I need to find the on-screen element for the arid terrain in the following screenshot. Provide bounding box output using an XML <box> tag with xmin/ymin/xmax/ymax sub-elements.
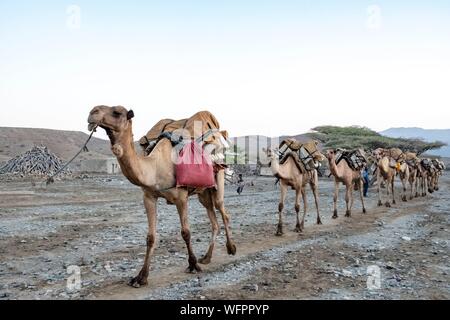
<box><xmin>0</xmin><ymin>173</ymin><xmax>448</xmax><ymax>300</ymax></box>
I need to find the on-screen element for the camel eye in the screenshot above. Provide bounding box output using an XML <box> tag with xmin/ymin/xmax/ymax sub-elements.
<box><xmin>112</xmin><ymin>111</ymin><xmax>122</xmax><ymax>118</ymax></box>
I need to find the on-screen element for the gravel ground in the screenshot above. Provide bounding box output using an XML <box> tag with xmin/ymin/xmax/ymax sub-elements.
<box><xmin>0</xmin><ymin>173</ymin><xmax>448</xmax><ymax>300</ymax></box>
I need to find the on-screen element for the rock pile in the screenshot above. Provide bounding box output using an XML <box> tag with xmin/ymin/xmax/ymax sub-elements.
<box><xmin>0</xmin><ymin>145</ymin><xmax>70</xmax><ymax>176</ymax></box>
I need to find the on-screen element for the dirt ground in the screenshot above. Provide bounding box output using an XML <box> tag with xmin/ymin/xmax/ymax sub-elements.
<box><xmin>0</xmin><ymin>173</ymin><xmax>448</xmax><ymax>300</ymax></box>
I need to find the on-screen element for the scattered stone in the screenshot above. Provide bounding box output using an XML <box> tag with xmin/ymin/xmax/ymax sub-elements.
<box><xmin>242</xmin><ymin>284</ymin><xmax>259</xmax><ymax>292</ymax></box>
<box><xmin>402</xmin><ymin>236</ymin><xmax>412</xmax><ymax>241</ymax></box>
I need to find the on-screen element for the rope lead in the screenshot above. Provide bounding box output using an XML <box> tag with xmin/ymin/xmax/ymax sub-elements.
<box><xmin>45</xmin><ymin>125</ymin><xmax>98</xmax><ymax>185</ymax></box>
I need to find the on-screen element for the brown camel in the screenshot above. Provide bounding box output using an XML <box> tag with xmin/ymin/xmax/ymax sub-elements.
<box><xmin>326</xmin><ymin>149</ymin><xmax>367</xmax><ymax>218</ymax></box>
<box><xmin>264</xmin><ymin>148</ymin><xmax>323</xmax><ymax>236</ymax></box>
<box><xmin>372</xmin><ymin>148</ymin><xmax>397</xmax><ymax>207</ymax></box>
<box><xmin>417</xmin><ymin>158</ymin><xmax>430</xmax><ymax>197</ymax></box>
<box><xmin>87</xmin><ymin>105</ymin><xmax>236</xmax><ymax>288</ymax></box>
<box><xmin>431</xmin><ymin>159</ymin><xmax>445</xmax><ymax>191</ymax></box>
<box><xmin>405</xmin><ymin>152</ymin><xmax>420</xmax><ymax>199</ymax></box>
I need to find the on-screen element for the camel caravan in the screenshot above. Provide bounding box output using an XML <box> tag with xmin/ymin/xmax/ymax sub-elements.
<box><xmin>86</xmin><ymin>106</ymin><xmax>446</xmax><ymax>287</ymax></box>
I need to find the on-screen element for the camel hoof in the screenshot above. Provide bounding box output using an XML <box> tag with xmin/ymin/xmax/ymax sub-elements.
<box><xmin>128</xmin><ymin>275</ymin><xmax>148</xmax><ymax>288</ymax></box>
<box><xmin>332</xmin><ymin>210</ymin><xmax>338</xmax><ymax>219</ymax></box>
<box><xmin>363</xmin><ymin>208</ymin><xmax>367</xmax><ymax>214</ymax></box>
<box><xmin>377</xmin><ymin>200</ymin><xmax>383</xmax><ymax>207</ymax></box>
<box><xmin>385</xmin><ymin>202</ymin><xmax>391</xmax><ymax>208</ymax></box>
<box><xmin>415</xmin><ymin>193</ymin><xmax>419</xmax><ymax>198</ymax></box>
<box><xmin>402</xmin><ymin>196</ymin><xmax>407</xmax><ymax>202</ymax></box>
<box><xmin>294</xmin><ymin>227</ymin><xmax>302</xmax><ymax>233</ymax></box>
<box><xmin>393</xmin><ymin>200</ymin><xmax>396</xmax><ymax>205</ymax></box>
<box><xmin>410</xmin><ymin>196</ymin><xmax>413</xmax><ymax>200</ymax></box>
<box><xmin>276</xmin><ymin>225</ymin><xmax>283</xmax><ymax>236</ymax></box>
<box><xmin>185</xmin><ymin>264</ymin><xmax>202</xmax><ymax>274</ymax></box>
<box><xmin>226</xmin><ymin>242</ymin><xmax>237</xmax><ymax>255</ymax></box>
<box><xmin>198</xmin><ymin>256</ymin><xmax>211</xmax><ymax>265</ymax></box>
<box><xmin>317</xmin><ymin>218</ymin><xmax>323</xmax><ymax>225</ymax></box>
<box><xmin>345</xmin><ymin>211</ymin><xmax>351</xmax><ymax>218</ymax></box>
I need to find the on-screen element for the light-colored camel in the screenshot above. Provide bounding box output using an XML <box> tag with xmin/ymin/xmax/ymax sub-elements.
<box><xmin>264</xmin><ymin>148</ymin><xmax>323</xmax><ymax>235</ymax></box>
<box><xmin>372</xmin><ymin>148</ymin><xmax>397</xmax><ymax>207</ymax></box>
<box><xmin>326</xmin><ymin>150</ymin><xmax>366</xmax><ymax>218</ymax></box>
<box><xmin>87</xmin><ymin>105</ymin><xmax>236</xmax><ymax>287</ymax></box>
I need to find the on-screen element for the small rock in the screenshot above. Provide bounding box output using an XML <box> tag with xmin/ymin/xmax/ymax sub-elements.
<box><xmin>401</xmin><ymin>236</ymin><xmax>411</xmax><ymax>241</ymax></box>
<box><xmin>329</xmin><ymin>289</ymin><xmax>339</xmax><ymax>294</ymax></box>
<box><xmin>242</xmin><ymin>284</ymin><xmax>259</xmax><ymax>292</ymax></box>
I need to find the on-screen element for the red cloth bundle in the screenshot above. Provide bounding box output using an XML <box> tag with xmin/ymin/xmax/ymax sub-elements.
<box><xmin>176</xmin><ymin>141</ymin><xmax>215</xmax><ymax>188</ymax></box>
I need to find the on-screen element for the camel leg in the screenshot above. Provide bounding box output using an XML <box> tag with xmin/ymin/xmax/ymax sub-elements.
<box><xmin>332</xmin><ymin>180</ymin><xmax>340</xmax><ymax>219</ymax></box>
<box><xmin>384</xmin><ymin>177</ymin><xmax>391</xmax><ymax>207</ymax></box>
<box><xmin>213</xmin><ymin>171</ymin><xmax>236</xmax><ymax>255</ymax></box>
<box><xmin>359</xmin><ymin>178</ymin><xmax>367</xmax><ymax>214</ymax></box>
<box><xmin>300</xmin><ymin>188</ymin><xmax>308</xmax><ymax>229</ymax></box>
<box><xmin>294</xmin><ymin>189</ymin><xmax>303</xmax><ymax>232</ymax></box>
<box><xmin>345</xmin><ymin>184</ymin><xmax>351</xmax><ymax>217</ymax></box>
<box><xmin>198</xmin><ymin>190</ymin><xmax>219</xmax><ymax>265</ymax></box>
<box><xmin>422</xmin><ymin>175</ymin><xmax>427</xmax><ymax>197</ymax></box>
<box><xmin>176</xmin><ymin>196</ymin><xmax>202</xmax><ymax>273</ymax></box>
<box><xmin>276</xmin><ymin>183</ymin><xmax>288</xmax><ymax>236</ymax></box>
<box><xmin>401</xmin><ymin>176</ymin><xmax>408</xmax><ymax>202</ymax></box>
<box><xmin>414</xmin><ymin>176</ymin><xmax>419</xmax><ymax>198</ymax></box>
<box><xmin>311</xmin><ymin>174</ymin><xmax>322</xmax><ymax>224</ymax></box>
<box><xmin>390</xmin><ymin>176</ymin><xmax>396</xmax><ymax>205</ymax></box>
<box><xmin>129</xmin><ymin>193</ymin><xmax>157</xmax><ymax>288</ymax></box>
<box><xmin>377</xmin><ymin>169</ymin><xmax>383</xmax><ymax>207</ymax></box>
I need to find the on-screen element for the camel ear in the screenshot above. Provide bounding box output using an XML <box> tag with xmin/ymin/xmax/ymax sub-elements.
<box><xmin>220</xmin><ymin>130</ymin><xmax>229</xmax><ymax>139</ymax></box>
<box><xmin>127</xmin><ymin>110</ymin><xmax>135</xmax><ymax>120</ymax></box>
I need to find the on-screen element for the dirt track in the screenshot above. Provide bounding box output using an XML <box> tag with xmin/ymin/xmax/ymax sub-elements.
<box><xmin>0</xmin><ymin>174</ymin><xmax>448</xmax><ymax>300</ymax></box>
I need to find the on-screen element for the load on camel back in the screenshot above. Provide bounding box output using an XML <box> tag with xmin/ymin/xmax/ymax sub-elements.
<box><xmin>139</xmin><ymin>111</ymin><xmax>230</xmax><ymax>188</ymax></box>
<box><xmin>277</xmin><ymin>138</ymin><xmax>325</xmax><ymax>173</ymax></box>
<box><xmin>333</xmin><ymin>148</ymin><xmax>367</xmax><ymax>171</ymax></box>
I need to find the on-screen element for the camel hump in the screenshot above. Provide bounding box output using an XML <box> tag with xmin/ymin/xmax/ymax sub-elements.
<box><xmin>140</xmin><ymin>110</ymin><xmax>221</xmax><ymax>145</ymax></box>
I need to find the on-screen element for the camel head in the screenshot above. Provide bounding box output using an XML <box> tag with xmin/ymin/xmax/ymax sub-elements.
<box><xmin>325</xmin><ymin>149</ymin><xmax>336</xmax><ymax>161</ymax></box>
<box><xmin>372</xmin><ymin>148</ymin><xmax>385</xmax><ymax>162</ymax></box>
<box><xmin>88</xmin><ymin>105</ymin><xmax>135</xmax><ymax>144</ymax></box>
<box><xmin>262</xmin><ymin>147</ymin><xmax>276</xmax><ymax>160</ymax></box>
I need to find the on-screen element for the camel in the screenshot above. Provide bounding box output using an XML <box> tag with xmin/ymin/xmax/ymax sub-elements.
<box><xmin>87</xmin><ymin>105</ymin><xmax>236</xmax><ymax>288</ymax></box>
<box><xmin>264</xmin><ymin>147</ymin><xmax>323</xmax><ymax>236</ymax></box>
<box><xmin>397</xmin><ymin>161</ymin><xmax>410</xmax><ymax>202</ymax></box>
<box><xmin>431</xmin><ymin>159</ymin><xmax>445</xmax><ymax>191</ymax></box>
<box><xmin>372</xmin><ymin>148</ymin><xmax>397</xmax><ymax>207</ymax></box>
<box><xmin>417</xmin><ymin>158</ymin><xmax>430</xmax><ymax>197</ymax></box>
<box><xmin>326</xmin><ymin>149</ymin><xmax>367</xmax><ymax>218</ymax></box>
<box><xmin>405</xmin><ymin>152</ymin><xmax>420</xmax><ymax>199</ymax></box>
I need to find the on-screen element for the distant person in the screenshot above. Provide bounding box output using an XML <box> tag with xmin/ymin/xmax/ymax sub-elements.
<box><xmin>363</xmin><ymin>166</ymin><xmax>370</xmax><ymax>197</ymax></box>
<box><xmin>237</xmin><ymin>174</ymin><xmax>245</xmax><ymax>195</ymax></box>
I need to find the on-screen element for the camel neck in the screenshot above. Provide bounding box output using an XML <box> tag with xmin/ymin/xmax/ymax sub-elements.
<box><xmin>270</xmin><ymin>156</ymin><xmax>287</xmax><ymax>180</ymax></box>
<box><xmin>328</xmin><ymin>156</ymin><xmax>341</xmax><ymax>177</ymax></box>
<box><xmin>112</xmin><ymin>126</ymin><xmax>145</xmax><ymax>187</ymax></box>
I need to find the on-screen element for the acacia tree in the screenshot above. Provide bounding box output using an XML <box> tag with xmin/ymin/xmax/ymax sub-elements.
<box><xmin>310</xmin><ymin>126</ymin><xmax>446</xmax><ymax>154</ymax></box>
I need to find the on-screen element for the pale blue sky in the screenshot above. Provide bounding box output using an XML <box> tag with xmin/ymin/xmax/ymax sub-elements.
<box><xmin>1</xmin><ymin>1</ymin><xmax>449</xmax><ymax>138</ymax></box>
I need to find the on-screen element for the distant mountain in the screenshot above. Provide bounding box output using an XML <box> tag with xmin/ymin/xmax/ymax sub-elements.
<box><xmin>0</xmin><ymin>127</ymin><xmax>112</xmax><ymax>165</ymax></box>
<box><xmin>380</xmin><ymin>127</ymin><xmax>450</xmax><ymax>157</ymax></box>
